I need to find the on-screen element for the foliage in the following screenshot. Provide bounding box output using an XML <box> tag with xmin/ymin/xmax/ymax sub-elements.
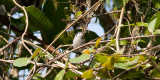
<box><xmin>0</xmin><ymin>0</ymin><xmax>160</xmax><ymax>80</ymax></box>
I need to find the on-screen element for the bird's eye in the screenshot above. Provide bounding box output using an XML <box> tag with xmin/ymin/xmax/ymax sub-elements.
<box><xmin>76</xmin><ymin>32</ymin><xmax>82</xmax><ymax>36</ymax></box>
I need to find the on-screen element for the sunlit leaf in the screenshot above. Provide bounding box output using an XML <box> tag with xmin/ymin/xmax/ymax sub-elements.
<box><xmin>93</xmin><ymin>62</ymin><xmax>101</xmax><ymax>68</ymax></box>
<box><xmin>64</xmin><ymin>70</ymin><xmax>80</xmax><ymax>79</ymax></box>
<box><xmin>138</xmin><ymin>55</ymin><xmax>147</xmax><ymax>62</ymax></box>
<box><xmin>136</xmin><ymin>22</ymin><xmax>148</xmax><ymax>27</ymax></box>
<box><xmin>148</xmin><ymin>11</ymin><xmax>160</xmax><ymax>32</ymax></box>
<box><xmin>114</xmin><ymin>62</ymin><xmax>138</xmax><ymax>70</ymax></box>
<box><xmin>69</xmin><ymin>54</ymin><xmax>90</xmax><ymax>63</ymax></box>
<box><xmin>153</xmin><ymin>29</ymin><xmax>160</xmax><ymax>34</ymax></box>
<box><xmin>82</xmin><ymin>69</ymin><xmax>94</xmax><ymax>79</ymax></box>
<box><xmin>102</xmin><ymin>56</ymin><xmax>115</xmax><ymax>70</ymax></box>
<box><xmin>75</xmin><ymin>11</ymin><xmax>82</xmax><ymax>18</ymax></box>
<box><xmin>54</xmin><ymin>69</ymin><xmax>65</xmax><ymax>80</ymax></box>
<box><xmin>13</xmin><ymin>58</ymin><xmax>31</xmax><ymax>67</ymax></box>
<box><xmin>114</xmin><ymin>56</ymin><xmax>142</xmax><ymax>70</ymax></box>
<box><xmin>82</xmin><ymin>46</ymin><xmax>95</xmax><ymax>54</ymax></box>
<box><xmin>89</xmin><ymin>46</ymin><xmax>96</xmax><ymax>53</ymax></box>
<box><xmin>64</xmin><ymin>60</ymin><xmax>68</xmax><ymax>69</ymax></box>
<box><xmin>95</xmin><ymin>38</ymin><xmax>103</xmax><ymax>48</ymax></box>
<box><xmin>120</xmin><ymin>40</ymin><xmax>128</xmax><ymax>45</ymax></box>
<box><xmin>82</xmin><ymin>49</ymin><xmax>90</xmax><ymax>54</ymax></box>
<box><xmin>108</xmin><ymin>39</ymin><xmax>115</xmax><ymax>46</ymax></box>
<box><xmin>155</xmin><ymin>3</ymin><xmax>160</xmax><ymax>9</ymax></box>
<box><xmin>148</xmin><ymin>17</ymin><xmax>157</xmax><ymax>33</ymax></box>
<box><xmin>31</xmin><ymin>48</ymin><xmax>41</xmax><ymax>59</ymax></box>
<box><xmin>33</xmin><ymin>76</ymin><xmax>46</xmax><ymax>80</ymax></box>
<box><xmin>133</xmin><ymin>39</ymin><xmax>145</xmax><ymax>45</ymax></box>
<box><xmin>95</xmin><ymin>53</ymin><xmax>108</xmax><ymax>64</ymax></box>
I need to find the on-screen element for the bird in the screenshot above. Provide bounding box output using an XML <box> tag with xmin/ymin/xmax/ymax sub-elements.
<box><xmin>73</xmin><ymin>32</ymin><xmax>85</xmax><ymax>56</ymax></box>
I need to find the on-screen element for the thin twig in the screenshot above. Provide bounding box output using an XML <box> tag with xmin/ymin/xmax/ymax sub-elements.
<box><xmin>91</xmin><ymin>10</ymin><xmax>121</xmax><ymax>18</ymax></box>
<box><xmin>0</xmin><ymin>37</ymin><xmax>20</xmax><ymax>52</ymax></box>
<box><xmin>143</xmin><ymin>0</ymin><xmax>152</xmax><ymax>20</ymax></box>
<box><xmin>0</xmin><ymin>31</ymin><xmax>16</xmax><ymax>38</ymax></box>
<box><xmin>26</xmin><ymin>67</ymin><xmax>34</xmax><ymax>80</ymax></box>
<box><xmin>146</xmin><ymin>44</ymin><xmax>160</xmax><ymax>52</ymax></box>
<box><xmin>0</xmin><ymin>35</ymin><xmax>8</xmax><ymax>43</ymax></box>
<box><xmin>116</xmin><ymin>7</ymin><xmax>125</xmax><ymax>52</ymax></box>
<box><xmin>12</xmin><ymin>0</ymin><xmax>32</xmax><ymax>55</ymax></box>
<box><xmin>132</xmin><ymin>0</ymin><xmax>143</xmax><ymax>14</ymax></box>
<box><xmin>52</xmin><ymin>44</ymin><xmax>72</xmax><ymax>54</ymax></box>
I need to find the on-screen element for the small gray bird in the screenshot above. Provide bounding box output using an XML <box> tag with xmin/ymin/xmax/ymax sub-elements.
<box><xmin>73</xmin><ymin>32</ymin><xmax>85</xmax><ymax>56</ymax></box>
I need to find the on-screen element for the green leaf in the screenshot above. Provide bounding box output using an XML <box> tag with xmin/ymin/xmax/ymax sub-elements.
<box><xmin>47</xmin><ymin>53</ymin><xmax>53</xmax><ymax>58</ymax></box>
<box><xmin>0</xmin><ymin>0</ymin><xmax>14</xmax><ymax>12</ymax></box>
<box><xmin>95</xmin><ymin>53</ymin><xmax>108</xmax><ymax>64</ymax></box>
<box><xmin>148</xmin><ymin>11</ymin><xmax>160</xmax><ymax>34</ymax></box>
<box><xmin>13</xmin><ymin>58</ymin><xmax>31</xmax><ymax>67</ymax></box>
<box><xmin>108</xmin><ymin>39</ymin><xmax>116</xmax><ymax>46</ymax></box>
<box><xmin>90</xmin><ymin>58</ymin><xmax>96</xmax><ymax>68</ymax></box>
<box><xmin>33</xmin><ymin>76</ymin><xmax>46</xmax><ymax>80</ymax></box>
<box><xmin>136</xmin><ymin>22</ymin><xmax>148</xmax><ymax>27</ymax></box>
<box><xmin>64</xmin><ymin>60</ymin><xmax>68</xmax><ymax>69</ymax></box>
<box><xmin>155</xmin><ymin>3</ymin><xmax>160</xmax><ymax>9</ymax></box>
<box><xmin>24</xmin><ymin>6</ymin><xmax>54</xmax><ymax>43</ymax></box>
<box><xmin>114</xmin><ymin>62</ymin><xmax>137</xmax><ymax>70</ymax></box>
<box><xmin>120</xmin><ymin>40</ymin><xmax>128</xmax><ymax>45</ymax></box>
<box><xmin>89</xmin><ymin>46</ymin><xmax>96</xmax><ymax>53</ymax></box>
<box><xmin>31</xmin><ymin>48</ymin><xmax>41</xmax><ymax>59</ymax></box>
<box><xmin>102</xmin><ymin>56</ymin><xmax>115</xmax><ymax>70</ymax></box>
<box><xmin>25</xmin><ymin>6</ymin><xmax>53</xmax><ymax>31</ymax></box>
<box><xmin>54</xmin><ymin>69</ymin><xmax>65</xmax><ymax>80</ymax></box>
<box><xmin>133</xmin><ymin>39</ymin><xmax>145</xmax><ymax>45</ymax></box>
<box><xmin>114</xmin><ymin>0</ymin><xmax>128</xmax><ymax>8</ymax></box>
<box><xmin>153</xmin><ymin>29</ymin><xmax>160</xmax><ymax>34</ymax></box>
<box><xmin>95</xmin><ymin>38</ymin><xmax>103</xmax><ymax>48</ymax></box>
<box><xmin>114</xmin><ymin>56</ymin><xmax>143</xmax><ymax>70</ymax></box>
<box><xmin>64</xmin><ymin>70</ymin><xmax>80</xmax><ymax>79</ymax></box>
<box><xmin>84</xmin><ymin>30</ymin><xmax>99</xmax><ymax>42</ymax></box>
<box><xmin>75</xmin><ymin>11</ymin><xmax>82</xmax><ymax>18</ymax></box>
<box><xmin>69</xmin><ymin>54</ymin><xmax>90</xmax><ymax>63</ymax></box>
<box><xmin>97</xmin><ymin>67</ymin><xmax>110</xmax><ymax>78</ymax></box>
<box><xmin>43</xmin><ymin>0</ymin><xmax>70</xmax><ymax>41</ymax></box>
<box><xmin>82</xmin><ymin>69</ymin><xmax>94</xmax><ymax>79</ymax></box>
<box><xmin>123</xmin><ymin>70</ymin><xmax>145</xmax><ymax>79</ymax></box>
<box><xmin>148</xmin><ymin>17</ymin><xmax>157</xmax><ymax>33</ymax></box>
<box><xmin>150</xmin><ymin>68</ymin><xmax>160</xmax><ymax>78</ymax></box>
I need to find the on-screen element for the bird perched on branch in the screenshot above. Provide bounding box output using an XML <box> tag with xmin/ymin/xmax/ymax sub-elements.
<box><xmin>73</xmin><ymin>32</ymin><xmax>85</xmax><ymax>56</ymax></box>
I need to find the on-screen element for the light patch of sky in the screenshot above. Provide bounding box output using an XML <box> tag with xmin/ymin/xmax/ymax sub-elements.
<box><xmin>88</xmin><ymin>17</ymin><xmax>104</xmax><ymax>36</ymax></box>
<box><xmin>12</xmin><ymin>12</ymin><xmax>23</xmax><ymax>19</ymax></box>
<box><xmin>105</xmin><ymin>0</ymin><xmax>113</xmax><ymax>12</ymax></box>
